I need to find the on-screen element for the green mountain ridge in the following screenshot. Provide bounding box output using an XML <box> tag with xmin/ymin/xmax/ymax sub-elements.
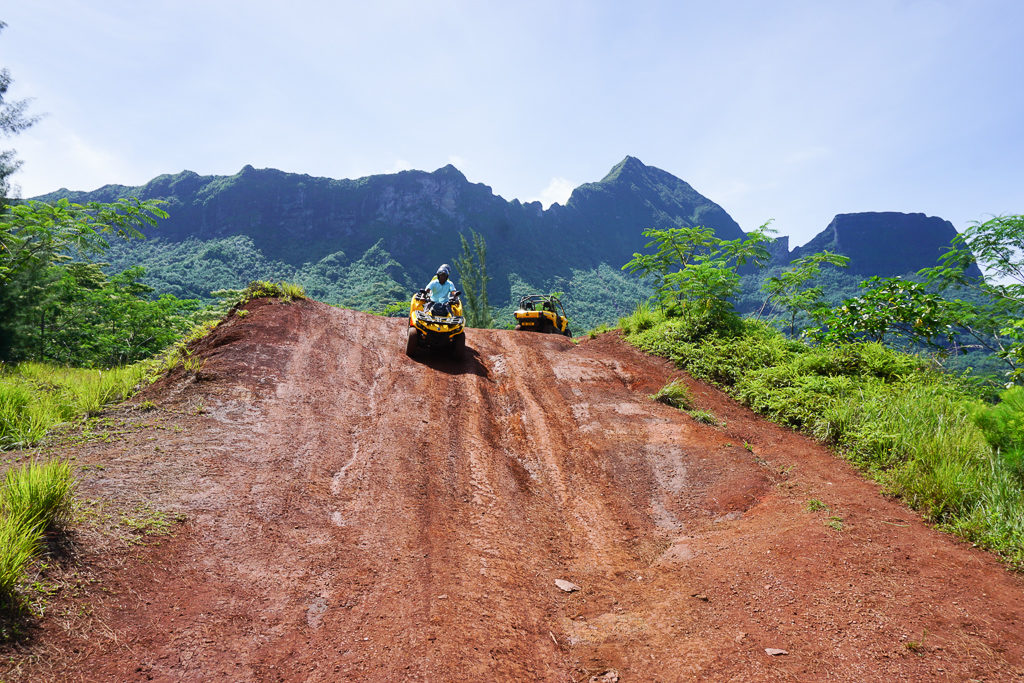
<box><xmin>36</xmin><ymin>156</ymin><xmax>972</xmax><ymax>331</ymax></box>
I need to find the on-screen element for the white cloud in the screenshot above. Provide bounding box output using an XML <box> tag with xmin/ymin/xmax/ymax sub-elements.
<box><xmin>15</xmin><ymin>121</ymin><xmax>138</xmax><ymax>195</ymax></box>
<box><xmin>533</xmin><ymin>177</ymin><xmax>575</xmax><ymax>209</ymax></box>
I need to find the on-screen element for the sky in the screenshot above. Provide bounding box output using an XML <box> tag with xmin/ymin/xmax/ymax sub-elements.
<box><xmin>2</xmin><ymin>0</ymin><xmax>1022</xmax><ymax>248</ymax></box>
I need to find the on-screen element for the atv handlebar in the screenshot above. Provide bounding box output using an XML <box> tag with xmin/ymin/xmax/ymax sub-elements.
<box><xmin>414</xmin><ymin>289</ymin><xmax>460</xmax><ymax>301</ymax></box>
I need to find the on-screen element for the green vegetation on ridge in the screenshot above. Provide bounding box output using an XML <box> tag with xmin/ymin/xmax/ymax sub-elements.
<box><xmin>618</xmin><ymin>217</ymin><xmax>1024</xmax><ymax>568</ymax></box>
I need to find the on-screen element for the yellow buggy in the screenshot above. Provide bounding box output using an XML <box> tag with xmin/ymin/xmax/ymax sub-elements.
<box><xmin>513</xmin><ymin>294</ymin><xmax>571</xmax><ymax>337</ymax></box>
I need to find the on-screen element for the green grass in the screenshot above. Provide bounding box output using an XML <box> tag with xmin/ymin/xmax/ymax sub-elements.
<box><xmin>585</xmin><ymin>322</ymin><xmax>615</xmax><ymax>339</ymax></box>
<box><xmin>0</xmin><ymin>459</ymin><xmax>76</xmax><ymax>607</ymax></box>
<box><xmin>0</xmin><ymin>362</ymin><xmax>150</xmax><ymax>449</ymax></box>
<box><xmin>240</xmin><ymin>280</ymin><xmax>307</xmax><ymax>303</ymax></box>
<box><xmin>625</xmin><ymin>315</ymin><xmax>1024</xmax><ymax>568</ymax></box>
<box><xmin>1</xmin><ymin>460</ymin><xmax>76</xmax><ymax>533</ymax></box>
<box><xmin>620</xmin><ymin>301</ymin><xmax>663</xmax><ymax>335</ymax></box>
<box><xmin>650</xmin><ymin>379</ymin><xmax>693</xmax><ymax>410</ymax></box>
<box><xmin>686</xmin><ymin>409</ymin><xmax>721</xmax><ymax>425</ymax></box>
<box><xmin>147</xmin><ymin>319</ymin><xmax>219</xmax><ymax>379</ymax></box>
<box><xmin>0</xmin><ymin>514</ymin><xmax>41</xmax><ymax>605</ymax></box>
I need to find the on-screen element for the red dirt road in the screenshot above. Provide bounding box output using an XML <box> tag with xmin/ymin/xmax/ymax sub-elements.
<box><xmin>6</xmin><ymin>297</ymin><xmax>1024</xmax><ymax>681</ymax></box>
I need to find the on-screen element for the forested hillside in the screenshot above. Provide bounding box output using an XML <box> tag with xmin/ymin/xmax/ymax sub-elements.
<box><xmin>37</xmin><ymin>157</ymin><xmax>973</xmax><ymax>333</ymax></box>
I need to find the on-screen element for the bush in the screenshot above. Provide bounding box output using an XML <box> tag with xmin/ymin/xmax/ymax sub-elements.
<box><xmin>619</xmin><ymin>301</ymin><xmax>662</xmax><ymax>335</ymax></box>
<box><xmin>622</xmin><ymin>311</ymin><xmax>1024</xmax><ymax>568</ymax></box>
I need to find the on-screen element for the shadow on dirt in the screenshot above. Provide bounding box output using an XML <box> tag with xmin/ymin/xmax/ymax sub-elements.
<box><xmin>408</xmin><ymin>346</ymin><xmax>490</xmax><ymax>378</ymax></box>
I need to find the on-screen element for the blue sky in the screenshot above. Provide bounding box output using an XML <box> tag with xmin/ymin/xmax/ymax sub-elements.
<box><xmin>2</xmin><ymin>1</ymin><xmax>1022</xmax><ymax>247</ymax></box>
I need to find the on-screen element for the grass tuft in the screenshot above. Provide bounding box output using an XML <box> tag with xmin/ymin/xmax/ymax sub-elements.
<box><xmin>2</xmin><ymin>459</ymin><xmax>77</xmax><ymax>533</ymax></box>
<box><xmin>686</xmin><ymin>409</ymin><xmax>721</xmax><ymax>425</ymax></box>
<box><xmin>620</xmin><ymin>301</ymin><xmax>663</xmax><ymax>335</ymax></box>
<box><xmin>240</xmin><ymin>280</ymin><xmax>307</xmax><ymax>303</ymax></box>
<box><xmin>0</xmin><ymin>459</ymin><xmax>77</xmax><ymax>606</ymax></box>
<box><xmin>650</xmin><ymin>379</ymin><xmax>693</xmax><ymax>410</ymax></box>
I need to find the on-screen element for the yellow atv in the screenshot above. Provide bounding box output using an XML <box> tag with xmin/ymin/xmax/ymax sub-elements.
<box><xmin>407</xmin><ymin>289</ymin><xmax>466</xmax><ymax>357</ymax></box>
<box><xmin>513</xmin><ymin>294</ymin><xmax>571</xmax><ymax>337</ymax></box>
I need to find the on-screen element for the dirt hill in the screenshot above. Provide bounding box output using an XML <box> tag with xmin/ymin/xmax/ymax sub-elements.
<box><xmin>5</xmin><ymin>298</ymin><xmax>1024</xmax><ymax>681</ymax></box>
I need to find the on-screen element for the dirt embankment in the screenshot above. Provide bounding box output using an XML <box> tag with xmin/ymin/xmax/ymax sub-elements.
<box><xmin>4</xmin><ymin>297</ymin><xmax>1024</xmax><ymax>681</ymax></box>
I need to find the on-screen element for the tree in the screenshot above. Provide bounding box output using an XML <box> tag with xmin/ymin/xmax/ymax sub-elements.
<box><xmin>0</xmin><ymin>198</ymin><xmax>168</xmax><ymax>362</ymax></box>
<box><xmin>921</xmin><ymin>214</ymin><xmax>1024</xmax><ymax>381</ymax></box>
<box><xmin>454</xmin><ymin>229</ymin><xmax>493</xmax><ymax>328</ymax></box>
<box><xmin>760</xmin><ymin>251</ymin><xmax>850</xmax><ymax>336</ymax></box>
<box><xmin>809</xmin><ymin>276</ymin><xmax>956</xmax><ymax>349</ymax></box>
<box><xmin>622</xmin><ymin>223</ymin><xmax>773</xmax><ymax>330</ymax></box>
<box><xmin>0</xmin><ymin>21</ymin><xmax>40</xmax><ymax>205</ymax></box>
<box><xmin>25</xmin><ymin>264</ymin><xmax>201</xmax><ymax>367</ymax></box>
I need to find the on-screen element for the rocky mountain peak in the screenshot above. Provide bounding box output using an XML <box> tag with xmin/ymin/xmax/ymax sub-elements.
<box><xmin>789</xmin><ymin>211</ymin><xmax>979</xmax><ymax>277</ymax></box>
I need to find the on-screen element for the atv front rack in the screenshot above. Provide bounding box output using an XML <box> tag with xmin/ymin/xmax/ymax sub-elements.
<box><xmin>414</xmin><ymin>310</ymin><xmax>465</xmax><ymax>327</ymax></box>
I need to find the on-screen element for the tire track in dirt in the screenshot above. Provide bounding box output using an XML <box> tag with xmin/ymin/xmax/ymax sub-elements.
<box><xmin>6</xmin><ymin>298</ymin><xmax>1024</xmax><ymax>681</ymax></box>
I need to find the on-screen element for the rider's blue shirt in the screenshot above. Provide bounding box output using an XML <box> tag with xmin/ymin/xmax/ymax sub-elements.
<box><xmin>426</xmin><ymin>278</ymin><xmax>456</xmax><ymax>303</ymax></box>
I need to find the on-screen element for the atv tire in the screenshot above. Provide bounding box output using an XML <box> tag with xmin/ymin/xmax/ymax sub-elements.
<box><xmin>452</xmin><ymin>332</ymin><xmax>466</xmax><ymax>358</ymax></box>
<box><xmin>406</xmin><ymin>327</ymin><xmax>418</xmax><ymax>357</ymax></box>
<box><xmin>564</xmin><ymin>328</ymin><xmax>572</xmax><ymax>338</ymax></box>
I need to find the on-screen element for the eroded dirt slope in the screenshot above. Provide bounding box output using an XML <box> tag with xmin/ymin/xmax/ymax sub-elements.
<box><xmin>6</xmin><ymin>298</ymin><xmax>1024</xmax><ymax>681</ymax></box>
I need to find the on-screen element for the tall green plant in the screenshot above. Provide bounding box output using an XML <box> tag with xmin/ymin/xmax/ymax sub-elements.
<box><xmin>921</xmin><ymin>214</ymin><xmax>1024</xmax><ymax>382</ymax></box>
<box><xmin>760</xmin><ymin>250</ymin><xmax>850</xmax><ymax>336</ymax></box>
<box><xmin>622</xmin><ymin>223</ymin><xmax>773</xmax><ymax>332</ymax></box>
<box><xmin>454</xmin><ymin>229</ymin><xmax>494</xmax><ymax>328</ymax></box>
<box><xmin>0</xmin><ymin>198</ymin><xmax>168</xmax><ymax>363</ymax></box>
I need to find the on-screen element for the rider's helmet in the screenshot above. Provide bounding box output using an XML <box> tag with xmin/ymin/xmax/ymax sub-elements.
<box><xmin>436</xmin><ymin>264</ymin><xmax>451</xmax><ymax>279</ymax></box>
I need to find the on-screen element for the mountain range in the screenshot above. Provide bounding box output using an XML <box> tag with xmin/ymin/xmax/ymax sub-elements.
<box><xmin>35</xmin><ymin>156</ymin><xmax>971</xmax><ymax>329</ymax></box>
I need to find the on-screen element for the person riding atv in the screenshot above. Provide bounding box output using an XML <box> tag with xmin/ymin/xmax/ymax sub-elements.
<box><xmin>425</xmin><ymin>264</ymin><xmax>457</xmax><ymax>314</ymax></box>
<box><xmin>406</xmin><ymin>264</ymin><xmax>466</xmax><ymax>358</ymax></box>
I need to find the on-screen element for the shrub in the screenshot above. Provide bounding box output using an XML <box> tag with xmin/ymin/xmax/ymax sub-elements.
<box><xmin>619</xmin><ymin>301</ymin><xmax>662</xmax><ymax>335</ymax></box>
<box><xmin>623</xmin><ymin>310</ymin><xmax>1024</xmax><ymax>568</ymax></box>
